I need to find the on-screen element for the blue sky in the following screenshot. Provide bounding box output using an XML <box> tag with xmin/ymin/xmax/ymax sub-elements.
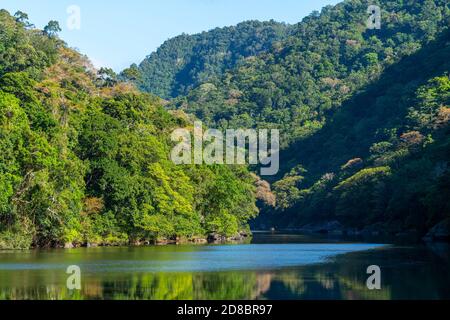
<box><xmin>0</xmin><ymin>0</ymin><xmax>340</xmax><ymax>71</ymax></box>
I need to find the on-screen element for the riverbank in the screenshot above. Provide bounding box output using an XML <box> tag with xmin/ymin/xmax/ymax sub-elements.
<box><xmin>267</xmin><ymin>218</ymin><xmax>450</xmax><ymax>244</ymax></box>
<box><xmin>0</xmin><ymin>231</ymin><xmax>252</xmax><ymax>250</ymax></box>
<box><xmin>1</xmin><ymin>233</ymin><xmax>449</xmax><ymax>300</ymax></box>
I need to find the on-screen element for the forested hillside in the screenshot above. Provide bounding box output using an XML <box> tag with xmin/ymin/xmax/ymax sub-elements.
<box><xmin>152</xmin><ymin>0</ymin><xmax>449</xmax><ymax>237</ymax></box>
<box><xmin>1</xmin><ymin>0</ymin><xmax>449</xmax><ymax>249</ymax></box>
<box><xmin>0</xmin><ymin>10</ymin><xmax>257</xmax><ymax>249</ymax></box>
<box><xmin>169</xmin><ymin>0</ymin><xmax>449</xmax><ymax>147</ymax></box>
<box><xmin>124</xmin><ymin>20</ymin><xmax>291</xmax><ymax>99</ymax></box>
<box><xmin>258</xmin><ymin>30</ymin><xmax>450</xmax><ymax>235</ymax></box>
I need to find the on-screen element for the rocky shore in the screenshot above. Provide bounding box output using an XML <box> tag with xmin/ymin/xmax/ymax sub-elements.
<box><xmin>61</xmin><ymin>231</ymin><xmax>252</xmax><ymax>249</ymax></box>
<box><xmin>284</xmin><ymin>219</ymin><xmax>450</xmax><ymax>243</ymax></box>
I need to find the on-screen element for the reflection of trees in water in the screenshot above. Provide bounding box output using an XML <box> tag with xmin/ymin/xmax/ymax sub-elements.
<box><xmin>260</xmin><ymin>267</ymin><xmax>391</xmax><ymax>300</ymax></box>
<box><xmin>0</xmin><ymin>271</ymin><xmax>272</xmax><ymax>300</ymax></box>
<box><xmin>0</xmin><ymin>283</ymin><xmax>88</xmax><ymax>300</ymax></box>
<box><xmin>263</xmin><ymin>245</ymin><xmax>450</xmax><ymax>300</ymax></box>
<box><xmin>253</xmin><ymin>273</ymin><xmax>273</xmax><ymax>299</ymax></box>
<box><xmin>102</xmin><ymin>272</ymin><xmax>273</xmax><ymax>300</ymax></box>
<box><xmin>2</xmin><ymin>245</ymin><xmax>450</xmax><ymax>300</ymax></box>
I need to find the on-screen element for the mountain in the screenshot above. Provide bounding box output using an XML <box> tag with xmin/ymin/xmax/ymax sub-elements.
<box><xmin>124</xmin><ymin>20</ymin><xmax>291</xmax><ymax>99</ymax></box>
<box><xmin>0</xmin><ymin>10</ymin><xmax>257</xmax><ymax>249</ymax></box>
<box><xmin>155</xmin><ymin>0</ymin><xmax>449</xmax><ymax>237</ymax></box>
<box><xmin>169</xmin><ymin>0</ymin><xmax>449</xmax><ymax>147</ymax></box>
<box><xmin>2</xmin><ymin>0</ymin><xmax>449</xmax><ymax>249</ymax></box>
<box><xmin>256</xmin><ymin>30</ymin><xmax>450</xmax><ymax>236</ymax></box>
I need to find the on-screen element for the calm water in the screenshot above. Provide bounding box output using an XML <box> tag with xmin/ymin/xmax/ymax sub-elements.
<box><xmin>0</xmin><ymin>232</ymin><xmax>449</xmax><ymax>300</ymax></box>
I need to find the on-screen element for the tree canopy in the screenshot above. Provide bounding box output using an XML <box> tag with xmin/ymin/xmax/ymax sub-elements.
<box><xmin>0</xmin><ymin>10</ymin><xmax>257</xmax><ymax>249</ymax></box>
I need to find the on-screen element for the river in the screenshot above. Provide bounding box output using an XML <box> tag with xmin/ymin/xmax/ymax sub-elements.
<box><xmin>0</xmin><ymin>232</ymin><xmax>449</xmax><ymax>300</ymax></box>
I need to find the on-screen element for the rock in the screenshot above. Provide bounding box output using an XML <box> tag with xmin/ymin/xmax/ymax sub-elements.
<box><xmin>229</xmin><ymin>233</ymin><xmax>246</xmax><ymax>241</ymax></box>
<box><xmin>207</xmin><ymin>232</ymin><xmax>250</xmax><ymax>243</ymax></box>
<box><xmin>85</xmin><ymin>242</ymin><xmax>98</xmax><ymax>248</ymax></box>
<box><xmin>155</xmin><ymin>238</ymin><xmax>177</xmax><ymax>245</ymax></box>
<box><xmin>193</xmin><ymin>238</ymin><xmax>208</xmax><ymax>244</ymax></box>
<box><xmin>424</xmin><ymin>219</ymin><xmax>450</xmax><ymax>242</ymax></box>
<box><xmin>130</xmin><ymin>239</ymin><xmax>140</xmax><ymax>246</ymax></box>
<box><xmin>207</xmin><ymin>233</ymin><xmax>226</xmax><ymax>243</ymax></box>
<box><xmin>64</xmin><ymin>242</ymin><xmax>74</xmax><ymax>249</ymax></box>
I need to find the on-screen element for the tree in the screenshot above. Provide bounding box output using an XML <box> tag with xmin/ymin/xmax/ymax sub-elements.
<box><xmin>120</xmin><ymin>64</ymin><xmax>141</xmax><ymax>82</ymax></box>
<box><xmin>97</xmin><ymin>67</ymin><xmax>118</xmax><ymax>87</ymax></box>
<box><xmin>44</xmin><ymin>20</ymin><xmax>61</xmax><ymax>37</ymax></box>
<box><xmin>14</xmin><ymin>11</ymin><xmax>34</xmax><ymax>28</ymax></box>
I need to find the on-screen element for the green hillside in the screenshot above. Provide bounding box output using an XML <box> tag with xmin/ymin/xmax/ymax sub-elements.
<box><xmin>1</xmin><ymin>0</ymin><xmax>449</xmax><ymax>248</ymax></box>
<box><xmin>125</xmin><ymin>20</ymin><xmax>290</xmax><ymax>99</ymax></box>
<box><xmin>159</xmin><ymin>0</ymin><xmax>449</xmax><ymax>236</ymax></box>
<box><xmin>259</xmin><ymin>30</ymin><xmax>450</xmax><ymax>235</ymax></box>
<box><xmin>0</xmin><ymin>10</ymin><xmax>257</xmax><ymax>249</ymax></box>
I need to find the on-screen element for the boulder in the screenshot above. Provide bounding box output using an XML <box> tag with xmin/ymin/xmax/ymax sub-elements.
<box><xmin>64</xmin><ymin>242</ymin><xmax>74</xmax><ymax>249</ymax></box>
<box><xmin>207</xmin><ymin>233</ymin><xmax>226</xmax><ymax>243</ymax></box>
<box><xmin>193</xmin><ymin>238</ymin><xmax>208</xmax><ymax>244</ymax></box>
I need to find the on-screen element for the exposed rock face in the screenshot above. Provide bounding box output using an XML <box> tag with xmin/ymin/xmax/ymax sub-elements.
<box><xmin>424</xmin><ymin>219</ymin><xmax>450</xmax><ymax>242</ymax></box>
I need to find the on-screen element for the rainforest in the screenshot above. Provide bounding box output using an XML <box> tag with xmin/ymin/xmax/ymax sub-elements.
<box><xmin>1</xmin><ymin>0</ymin><xmax>449</xmax><ymax>250</ymax></box>
<box><xmin>1</xmin><ymin>0</ymin><xmax>450</xmax><ymax>302</ymax></box>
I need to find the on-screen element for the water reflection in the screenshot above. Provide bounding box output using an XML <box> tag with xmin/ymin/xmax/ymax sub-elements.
<box><xmin>0</xmin><ymin>236</ymin><xmax>449</xmax><ymax>300</ymax></box>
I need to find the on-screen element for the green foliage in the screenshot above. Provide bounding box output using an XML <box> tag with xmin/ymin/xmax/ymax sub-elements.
<box><xmin>130</xmin><ymin>0</ymin><xmax>450</xmax><ymax>235</ymax></box>
<box><xmin>14</xmin><ymin>11</ymin><xmax>34</xmax><ymax>28</ymax></box>
<box><xmin>96</xmin><ymin>67</ymin><xmax>118</xmax><ymax>87</ymax></box>
<box><xmin>2</xmin><ymin>0</ymin><xmax>449</xmax><ymax>246</ymax></box>
<box><xmin>0</xmin><ymin>10</ymin><xmax>59</xmax><ymax>79</ymax></box>
<box><xmin>0</xmin><ymin>227</ymin><xmax>33</xmax><ymax>250</ymax></box>
<box><xmin>128</xmin><ymin>20</ymin><xmax>290</xmax><ymax>99</ymax></box>
<box><xmin>260</xmin><ymin>31</ymin><xmax>450</xmax><ymax>233</ymax></box>
<box><xmin>273</xmin><ymin>166</ymin><xmax>307</xmax><ymax>210</ymax></box>
<box><xmin>167</xmin><ymin>0</ymin><xmax>449</xmax><ymax>148</ymax></box>
<box><xmin>0</xmin><ymin>11</ymin><xmax>258</xmax><ymax>248</ymax></box>
<box><xmin>43</xmin><ymin>20</ymin><xmax>61</xmax><ymax>38</ymax></box>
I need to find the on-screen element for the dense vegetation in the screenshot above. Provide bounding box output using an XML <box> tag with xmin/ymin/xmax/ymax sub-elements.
<box><xmin>168</xmin><ymin>0</ymin><xmax>449</xmax><ymax>145</ymax></box>
<box><xmin>136</xmin><ymin>0</ymin><xmax>450</xmax><ymax>236</ymax></box>
<box><xmin>124</xmin><ymin>20</ymin><xmax>290</xmax><ymax>99</ymax></box>
<box><xmin>1</xmin><ymin>0</ymin><xmax>449</xmax><ymax>249</ymax></box>
<box><xmin>261</xmin><ymin>32</ymin><xmax>450</xmax><ymax>235</ymax></box>
<box><xmin>0</xmin><ymin>10</ymin><xmax>257</xmax><ymax>249</ymax></box>
<box><xmin>0</xmin><ymin>267</ymin><xmax>392</xmax><ymax>300</ymax></box>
